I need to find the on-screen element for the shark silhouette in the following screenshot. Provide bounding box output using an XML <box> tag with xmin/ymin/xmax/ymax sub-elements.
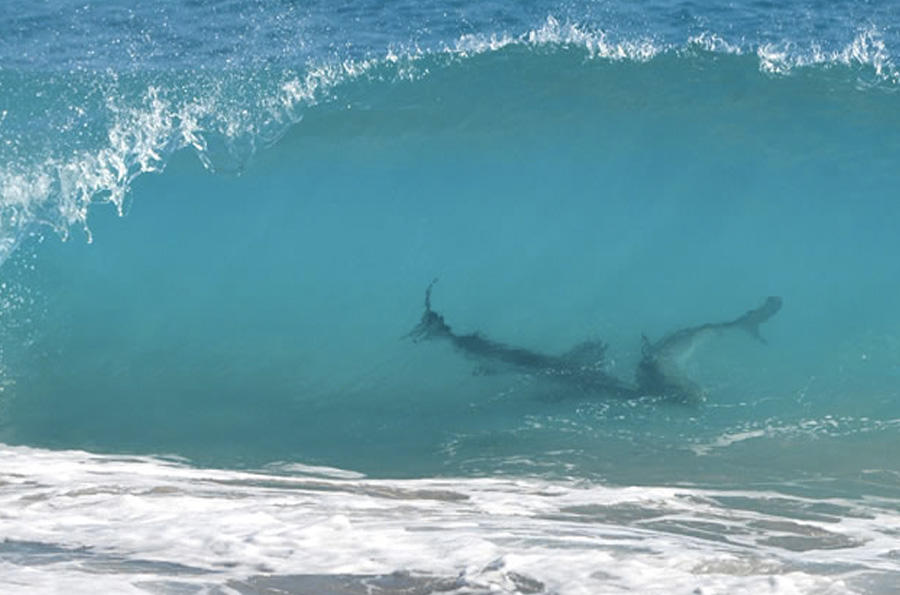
<box><xmin>408</xmin><ymin>279</ymin><xmax>782</xmax><ymax>402</ymax></box>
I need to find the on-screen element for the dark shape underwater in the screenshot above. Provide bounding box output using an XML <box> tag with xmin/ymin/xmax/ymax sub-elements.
<box><xmin>408</xmin><ymin>279</ymin><xmax>782</xmax><ymax>402</ymax></box>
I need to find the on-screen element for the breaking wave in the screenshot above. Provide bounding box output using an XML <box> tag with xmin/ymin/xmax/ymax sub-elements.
<box><xmin>1</xmin><ymin>18</ymin><xmax>897</xmax><ymax>265</ymax></box>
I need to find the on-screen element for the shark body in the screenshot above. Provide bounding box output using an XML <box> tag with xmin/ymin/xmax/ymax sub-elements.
<box><xmin>635</xmin><ymin>296</ymin><xmax>783</xmax><ymax>401</ymax></box>
<box><xmin>409</xmin><ymin>280</ymin><xmax>782</xmax><ymax>402</ymax></box>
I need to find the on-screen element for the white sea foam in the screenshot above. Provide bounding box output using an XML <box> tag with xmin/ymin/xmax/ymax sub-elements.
<box><xmin>757</xmin><ymin>27</ymin><xmax>898</xmax><ymax>83</ymax></box>
<box><xmin>0</xmin><ymin>443</ymin><xmax>897</xmax><ymax>594</ymax></box>
<box><xmin>450</xmin><ymin>17</ymin><xmax>897</xmax><ymax>81</ymax></box>
<box><xmin>0</xmin><ymin>60</ymin><xmax>371</xmax><ymax>259</ymax></box>
<box><xmin>449</xmin><ymin>15</ymin><xmax>661</xmax><ymax>62</ymax></box>
<box><xmin>690</xmin><ymin>416</ymin><xmax>900</xmax><ymax>456</ymax></box>
<box><xmin>686</xmin><ymin>32</ymin><xmax>743</xmax><ymax>56</ymax></box>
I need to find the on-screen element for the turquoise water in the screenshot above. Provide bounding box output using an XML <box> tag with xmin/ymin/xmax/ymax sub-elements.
<box><xmin>1</xmin><ymin>2</ymin><xmax>899</xmax><ymax>593</ymax></box>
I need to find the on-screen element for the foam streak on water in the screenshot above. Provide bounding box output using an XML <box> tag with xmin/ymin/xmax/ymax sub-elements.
<box><xmin>1</xmin><ymin>444</ymin><xmax>897</xmax><ymax>594</ymax></box>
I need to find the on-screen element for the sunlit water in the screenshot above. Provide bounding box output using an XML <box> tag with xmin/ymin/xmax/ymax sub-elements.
<box><xmin>1</xmin><ymin>1</ymin><xmax>899</xmax><ymax>593</ymax></box>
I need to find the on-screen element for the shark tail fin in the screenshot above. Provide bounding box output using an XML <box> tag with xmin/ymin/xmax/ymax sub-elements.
<box><xmin>735</xmin><ymin>296</ymin><xmax>783</xmax><ymax>344</ymax></box>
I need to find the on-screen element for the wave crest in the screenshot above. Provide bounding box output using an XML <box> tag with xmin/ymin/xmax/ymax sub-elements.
<box><xmin>757</xmin><ymin>26</ymin><xmax>898</xmax><ymax>84</ymax></box>
<box><xmin>1</xmin><ymin>19</ymin><xmax>897</xmax><ymax>266</ymax></box>
<box><xmin>449</xmin><ymin>16</ymin><xmax>660</xmax><ymax>61</ymax></box>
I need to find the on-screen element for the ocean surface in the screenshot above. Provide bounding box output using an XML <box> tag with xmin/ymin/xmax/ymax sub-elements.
<box><xmin>2</xmin><ymin>1</ymin><xmax>900</xmax><ymax>593</ymax></box>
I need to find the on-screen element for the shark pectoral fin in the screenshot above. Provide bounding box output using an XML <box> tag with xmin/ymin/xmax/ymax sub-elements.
<box><xmin>640</xmin><ymin>334</ymin><xmax>653</xmax><ymax>356</ymax></box>
<box><xmin>562</xmin><ymin>340</ymin><xmax>608</xmax><ymax>368</ymax></box>
<box><xmin>742</xmin><ymin>324</ymin><xmax>767</xmax><ymax>344</ymax></box>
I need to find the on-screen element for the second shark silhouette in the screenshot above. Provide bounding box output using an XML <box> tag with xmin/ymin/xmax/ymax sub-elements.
<box><xmin>408</xmin><ymin>279</ymin><xmax>782</xmax><ymax>402</ymax></box>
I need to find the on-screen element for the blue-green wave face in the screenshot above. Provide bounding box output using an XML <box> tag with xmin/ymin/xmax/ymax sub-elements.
<box><xmin>1</xmin><ymin>3</ymin><xmax>899</xmax><ymax>491</ymax></box>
